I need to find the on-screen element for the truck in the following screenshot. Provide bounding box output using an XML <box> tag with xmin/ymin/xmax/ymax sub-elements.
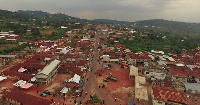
<box><xmin>106</xmin><ymin>75</ymin><xmax>118</xmax><ymax>82</ymax></box>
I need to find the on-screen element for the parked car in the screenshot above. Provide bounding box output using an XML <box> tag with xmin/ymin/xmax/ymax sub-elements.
<box><xmin>107</xmin><ymin>76</ymin><xmax>118</xmax><ymax>82</ymax></box>
<box><xmin>40</xmin><ymin>93</ymin><xmax>46</xmax><ymax>97</ymax></box>
<box><xmin>103</xmin><ymin>79</ymin><xmax>108</xmax><ymax>82</ymax></box>
<box><xmin>43</xmin><ymin>90</ymin><xmax>52</xmax><ymax>95</ymax></box>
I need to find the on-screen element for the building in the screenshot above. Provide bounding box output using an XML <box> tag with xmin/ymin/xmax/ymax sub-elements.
<box><xmin>129</xmin><ymin>65</ymin><xmax>138</xmax><ymax>80</ymax></box>
<box><xmin>35</xmin><ymin>59</ymin><xmax>61</xmax><ymax>84</ymax></box>
<box><xmin>152</xmin><ymin>87</ymin><xmax>188</xmax><ymax>105</ymax></box>
<box><xmin>2</xmin><ymin>90</ymin><xmax>51</xmax><ymax>105</ymax></box>
<box><xmin>144</xmin><ymin>71</ymin><xmax>166</xmax><ymax>81</ymax></box>
<box><xmin>182</xmin><ymin>82</ymin><xmax>200</xmax><ymax>94</ymax></box>
<box><xmin>127</xmin><ymin>54</ymin><xmax>151</xmax><ymax>66</ymax></box>
<box><xmin>135</xmin><ymin>76</ymin><xmax>149</xmax><ymax>105</ymax></box>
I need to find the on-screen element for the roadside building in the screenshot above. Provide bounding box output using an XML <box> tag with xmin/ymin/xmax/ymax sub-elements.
<box><xmin>35</xmin><ymin>59</ymin><xmax>61</xmax><ymax>85</ymax></box>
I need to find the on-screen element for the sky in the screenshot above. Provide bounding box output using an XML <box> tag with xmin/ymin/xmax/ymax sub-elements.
<box><xmin>0</xmin><ymin>0</ymin><xmax>200</xmax><ymax>23</ymax></box>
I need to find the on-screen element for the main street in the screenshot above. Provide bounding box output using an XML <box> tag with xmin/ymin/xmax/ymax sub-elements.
<box><xmin>76</xmin><ymin>29</ymin><xmax>118</xmax><ymax>105</ymax></box>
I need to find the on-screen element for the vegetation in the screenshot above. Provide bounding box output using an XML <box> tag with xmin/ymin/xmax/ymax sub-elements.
<box><xmin>1</xmin><ymin>9</ymin><xmax>200</xmax><ymax>54</ymax></box>
<box><xmin>0</xmin><ymin>44</ymin><xmax>28</xmax><ymax>54</ymax></box>
<box><xmin>91</xmin><ymin>94</ymin><xmax>102</xmax><ymax>104</ymax></box>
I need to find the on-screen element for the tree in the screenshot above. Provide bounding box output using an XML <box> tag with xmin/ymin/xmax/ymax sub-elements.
<box><xmin>91</xmin><ymin>94</ymin><xmax>102</xmax><ymax>104</ymax></box>
<box><xmin>91</xmin><ymin>34</ymin><xmax>95</xmax><ymax>38</ymax></box>
<box><xmin>75</xmin><ymin>35</ymin><xmax>79</xmax><ymax>38</ymax></box>
<box><xmin>51</xmin><ymin>32</ymin><xmax>56</xmax><ymax>36</ymax></box>
<box><xmin>155</xmin><ymin>56</ymin><xmax>159</xmax><ymax>61</ymax></box>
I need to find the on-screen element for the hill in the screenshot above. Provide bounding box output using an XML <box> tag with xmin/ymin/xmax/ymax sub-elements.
<box><xmin>135</xmin><ymin>19</ymin><xmax>200</xmax><ymax>37</ymax></box>
<box><xmin>93</xmin><ymin>19</ymin><xmax>128</xmax><ymax>24</ymax></box>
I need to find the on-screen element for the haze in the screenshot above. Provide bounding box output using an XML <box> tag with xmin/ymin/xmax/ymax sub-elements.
<box><xmin>0</xmin><ymin>0</ymin><xmax>200</xmax><ymax>22</ymax></box>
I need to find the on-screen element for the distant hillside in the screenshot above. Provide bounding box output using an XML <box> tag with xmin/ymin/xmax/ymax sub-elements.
<box><xmin>93</xmin><ymin>19</ymin><xmax>128</xmax><ymax>24</ymax></box>
<box><xmin>135</xmin><ymin>19</ymin><xmax>200</xmax><ymax>37</ymax></box>
<box><xmin>17</xmin><ymin>10</ymin><xmax>50</xmax><ymax>16</ymax></box>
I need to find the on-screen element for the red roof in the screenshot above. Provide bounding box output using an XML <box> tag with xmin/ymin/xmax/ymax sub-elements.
<box><xmin>171</xmin><ymin>69</ymin><xmax>200</xmax><ymax>78</ymax></box>
<box><xmin>78</xmin><ymin>60</ymin><xmax>87</xmax><ymax>66</ymax></box>
<box><xmin>114</xmin><ymin>44</ymin><xmax>126</xmax><ymax>49</ymax></box>
<box><xmin>169</xmin><ymin>65</ymin><xmax>190</xmax><ymax>71</ymax></box>
<box><xmin>152</xmin><ymin>87</ymin><xmax>188</xmax><ymax>104</ymax></box>
<box><xmin>3</xmin><ymin>90</ymin><xmax>51</xmax><ymax>105</ymax></box>
<box><xmin>75</xmin><ymin>42</ymin><xmax>90</xmax><ymax>47</ymax></box>
<box><xmin>64</xmin><ymin>55</ymin><xmax>80</xmax><ymax>59</ymax></box>
<box><xmin>3</xmin><ymin>70</ymin><xmax>34</xmax><ymax>80</ymax></box>
<box><xmin>59</xmin><ymin>63</ymin><xmax>82</xmax><ymax>75</ymax></box>
<box><xmin>128</xmin><ymin>54</ymin><xmax>151</xmax><ymax>59</ymax></box>
<box><xmin>65</xmin><ymin>82</ymin><xmax>79</xmax><ymax>88</ymax></box>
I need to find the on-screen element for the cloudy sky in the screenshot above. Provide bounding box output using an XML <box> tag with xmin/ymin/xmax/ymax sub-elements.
<box><xmin>0</xmin><ymin>0</ymin><xmax>200</xmax><ymax>22</ymax></box>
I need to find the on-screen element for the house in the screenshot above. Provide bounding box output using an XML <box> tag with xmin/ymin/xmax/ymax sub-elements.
<box><xmin>129</xmin><ymin>65</ymin><xmax>138</xmax><ymax>80</ymax></box>
<box><xmin>35</xmin><ymin>59</ymin><xmax>61</xmax><ymax>84</ymax></box>
<box><xmin>64</xmin><ymin>55</ymin><xmax>80</xmax><ymax>62</ymax></box>
<box><xmin>127</xmin><ymin>53</ymin><xmax>151</xmax><ymax>66</ymax></box>
<box><xmin>58</xmin><ymin>63</ymin><xmax>82</xmax><ymax>75</ymax></box>
<box><xmin>182</xmin><ymin>82</ymin><xmax>200</xmax><ymax>94</ymax></box>
<box><xmin>2</xmin><ymin>90</ymin><xmax>51</xmax><ymax>105</ymax></box>
<box><xmin>101</xmin><ymin>55</ymin><xmax>110</xmax><ymax>63</ymax></box>
<box><xmin>152</xmin><ymin>87</ymin><xmax>188</xmax><ymax>105</ymax></box>
<box><xmin>144</xmin><ymin>71</ymin><xmax>166</xmax><ymax>81</ymax></box>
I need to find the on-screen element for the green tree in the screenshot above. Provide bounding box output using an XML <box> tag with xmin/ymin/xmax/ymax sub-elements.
<box><xmin>91</xmin><ymin>94</ymin><xmax>102</xmax><ymax>104</ymax></box>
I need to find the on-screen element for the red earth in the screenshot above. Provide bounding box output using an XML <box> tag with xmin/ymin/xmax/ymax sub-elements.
<box><xmin>97</xmin><ymin>67</ymin><xmax>135</xmax><ymax>90</ymax></box>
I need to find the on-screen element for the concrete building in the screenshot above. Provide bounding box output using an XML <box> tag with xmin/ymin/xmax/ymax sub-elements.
<box><xmin>135</xmin><ymin>76</ymin><xmax>149</xmax><ymax>105</ymax></box>
<box><xmin>144</xmin><ymin>71</ymin><xmax>166</xmax><ymax>81</ymax></box>
<box><xmin>129</xmin><ymin>65</ymin><xmax>138</xmax><ymax>80</ymax></box>
<box><xmin>35</xmin><ymin>59</ymin><xmax>61</xmax><ymax>85</ymax></box>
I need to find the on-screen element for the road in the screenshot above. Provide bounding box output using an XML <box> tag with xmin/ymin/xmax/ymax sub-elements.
<box><xmin>76</xmin><ymin>30</ymin><xmax>119</xmax><ymax>105</ymax></box>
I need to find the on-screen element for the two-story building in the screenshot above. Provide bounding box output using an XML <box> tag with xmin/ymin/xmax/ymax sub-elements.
<box><xmin>35</xmin><ymin>59</ymin><xmax>61</xmax><ymax>85</ymax></box>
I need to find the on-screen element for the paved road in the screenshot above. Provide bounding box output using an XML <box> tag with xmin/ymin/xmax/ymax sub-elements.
<box><xmin>77</xmin><ymin>30</ymin><xmax>119</xmax><ymax>105</ymax></box>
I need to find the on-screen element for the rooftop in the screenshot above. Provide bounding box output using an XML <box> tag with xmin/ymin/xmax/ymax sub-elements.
<box><xmin>152</xmin><ymin>87</ymin><xmax>188</xmax><ymax>104</ymax></box>
<box><xmin>36</xmin><ymin>59</ymin><xmax>60</xmax><ymax>77</ymax></box>
<box><xmin>3</xmin><ymin>90</ymin><xmax>51</xmax><ymax>105</ymax></box>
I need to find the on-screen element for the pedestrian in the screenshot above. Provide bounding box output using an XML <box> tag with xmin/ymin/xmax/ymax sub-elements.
<box><xmin>103</xmin><ymin>100</ymin><xmax>105</xmax><ymax>104</ymax></box>
<box><xmin>114</xmin><ymin>98</ymin><xmax>117</xmax><ymax>101</ymax></box>
<box><xmin>37</xmin><ymin>91</ymin><xmax>38</xmax><ymax>93</ymax></box>
<box><xmin>99</xmin><ymin>86</ymin><xmax>101</xmax><ymax>88</ymax></box>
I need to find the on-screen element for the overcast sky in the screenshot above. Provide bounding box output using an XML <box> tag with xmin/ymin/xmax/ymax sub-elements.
<box><xmin>0</xmin><ymin>0</ymin><xmax>200</xmax><ymax>22</ymax></box>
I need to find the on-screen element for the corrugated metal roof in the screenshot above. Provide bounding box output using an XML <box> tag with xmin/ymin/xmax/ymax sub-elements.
<box><xmin>37</xmin><ymin>59</ymin><xmax>60</xmax><ymax>76</ymax></box>
<box><xmin>0</xmin><ymin>55</ymin><xmax>16</xmax><ymax>58</ymax></box>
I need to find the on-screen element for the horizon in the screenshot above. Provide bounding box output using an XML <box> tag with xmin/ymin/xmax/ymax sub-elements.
<box><xmin>0</xmin><ymin>0</ymin><xmax>199</xmax><ymax>23</ymax></box>
<box><xmin>1</xmin><ymin>9</ymin><xmax>199</xmax><ymax>24</ymax></box>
